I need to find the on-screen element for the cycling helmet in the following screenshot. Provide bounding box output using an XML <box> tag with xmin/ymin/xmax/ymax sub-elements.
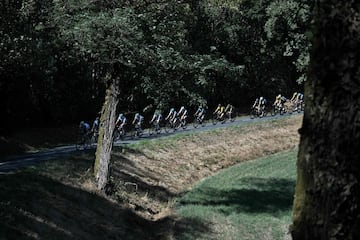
<box><xmin>135</xmin><ymin>113</ymin><xmax>139</xmax><ymax>118</ymax></box>
<box><xmin>80</xmin><ymin>121</ymin><xmax>85</xmax><ymax>125</ymax></box>
<box><xmin>260</xmin><ymin>96</ymin><xmax>263</xmax><ymax>101</ymax></box>
<box><xmin>170</xmin><ymin>108</ymin><xmax>174</xmax><ymax>112</ymax></box>
<box><xmin>180</xmin><ymin>106</ymin><xmax>185</xmax><ymax>112</ymax></box>
<box><xmin>119</xmin><ymin>113</ymin><xmax>124</xmax><ymax>118</ymax></box>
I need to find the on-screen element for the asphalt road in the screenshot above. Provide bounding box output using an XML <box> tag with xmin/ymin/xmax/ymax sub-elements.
<box><xmin>0</xmin><ymin>113</ymin><xmax>299</xmax><ymax>174</ymax></box>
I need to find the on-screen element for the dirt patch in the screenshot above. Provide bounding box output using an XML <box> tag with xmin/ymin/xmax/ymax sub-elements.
<box><xmin>108</xmin><ymin>115</ymin><xmax>302</xmax><ymax>220</ymax></box>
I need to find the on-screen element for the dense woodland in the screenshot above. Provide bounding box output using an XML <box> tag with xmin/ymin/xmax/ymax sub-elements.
<box><xmin>0</xmin><ymin>0</ymin><xmax>311</xmax><ymax>132</ymax></box>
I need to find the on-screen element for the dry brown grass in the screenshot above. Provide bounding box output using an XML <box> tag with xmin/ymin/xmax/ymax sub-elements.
<box><xmin>110</xmin><ymin>115</ymin><xmax>302</xmax><ymax>219</ymax></box>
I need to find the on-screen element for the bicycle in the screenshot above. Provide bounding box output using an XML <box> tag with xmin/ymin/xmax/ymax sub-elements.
<box><xmin>221</xmin><ymin>110</ymin><xmax>235</xmax><ymax>123</ymax></box>
<box><xmin>212</xmin><ymin>112</ymin><xmax>222</xmax><ymax>125</ymax></box>
<box><xmin>113</xmin><ymin>125</ymin><xmax>126</xmax><ymax>142</ymax></box>
<box><xmin>148</xmin><ymin>121</ymin><xmax>162</xmax><ymax>136</ymax></box>
<box><xmin>131</xmin><ymin>123</ymin><xmax>144</xmax><ymax>139</ymax></box>
<box><xmin>164</xmin><ymin>117</ymin><xmax>182</xmax><ymax>133</ymax></box>
<box><xmin>270</xmin><ymin>103</ymin><xmax>287</xmax><ymax>116</ymax></box>
<box><xmin>250</xmin><ymin>106</ymin><xmax>266</xmax><ymax>119</ymax></box>
<box><xmin>193</xmin><ymin>114</ymin><xmax>206</xmax><ymax>128</ymax></box>
<box><xmin>76</xmin><ymin>131</ymin><xmax>92</xmax><ymax>150</ymax></box>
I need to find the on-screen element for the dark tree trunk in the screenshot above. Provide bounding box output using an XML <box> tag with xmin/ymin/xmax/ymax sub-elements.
<box><xmin>94</xmin><ymin>71</ymin><xmax>120</xmax><ymax>191</ymax></box>
<box><xmin>292</xmin><ymin>1</ymin><xmax>360</xmax><ymax>239</ymax></box>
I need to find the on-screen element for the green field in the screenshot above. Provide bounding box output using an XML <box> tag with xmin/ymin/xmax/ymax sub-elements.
<box><xmin>175</xmin><ymin>149</ymin><xmax>297</xmax><ymax>240</ymax></box>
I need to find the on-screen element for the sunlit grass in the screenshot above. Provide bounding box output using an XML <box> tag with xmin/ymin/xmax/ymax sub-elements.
<box><xmin>175</xmin><ymin>149</ymin><xmax>297</xmax><ymax>240</ymax></box>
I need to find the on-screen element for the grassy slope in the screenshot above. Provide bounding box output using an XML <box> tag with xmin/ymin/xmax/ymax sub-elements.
<box><xmin>0</xmin><ymin>154</ymin><xmax>172</xmax><ymax>240</ymax></box>
<box><xmin>0</xmin><ymin>115</ymin><xmax>301</xmax><ymax>239</ymax></box>
<box><xmin>175</xmin><ymin>149</ymin><xmax>297</xmax><ymax>240</ymax></box>
<box><xmin>109</xmin><ymin>115</ymin><xmax>301</xmax><ymax>219</ymax></box>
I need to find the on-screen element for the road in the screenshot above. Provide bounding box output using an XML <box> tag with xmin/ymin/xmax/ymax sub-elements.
<box><xmin>0</xmin><ymin>114</ymin><xmax>299</xmax><ymax>173</ymax></box>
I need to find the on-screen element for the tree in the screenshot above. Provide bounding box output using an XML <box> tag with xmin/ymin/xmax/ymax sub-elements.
<box><xmin>291</xmin><ymin>1</ymin><xmax>360</xmax><ymax>239</ymax></box>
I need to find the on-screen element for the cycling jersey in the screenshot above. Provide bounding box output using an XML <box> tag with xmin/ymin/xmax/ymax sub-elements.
<box><xmin>92</xmin><ymin>119</ymin><xmax>99</xmax><ymax>132</ymax></box>
<box><xmin>79</xmin><ymin>122</ymin><xmax>90</xmax><ymax>135</ymax></box>
<box><xmin>151</xmin><ymin>113</ymin><xmax>162</xmax><ymax>123</ymax></box>
<box><xmin>117</xmin><ymin>115</ymin><xmax>127</xmax><ymax>124</ymax></box>
<box><xmin>133</xmin><ymin>114</ymin><xmax>144</xmax><ymax>124</ymax></box>
<box><xmin>215</xmin><ymin>106</ymin><xmax>225</xmax><ymax>113</ymax></box>
<box><xmin>178</xmin><ymin>108</ymin><xmax>188</xmax><ymax>117</ymax></box>
<box><xmin>297</xmin><ymin>93</ymin><xmax>304</xmax><ymax>101</ymax></box>
<box><xmin>167</xmin><ymin>110</ymin><xmax>177</xmax><ymax>120</ymax></box>
<box><xmin>196</xmin><ymin>107</ymin><xmax>205</xmax><ymax>115</ymax></box>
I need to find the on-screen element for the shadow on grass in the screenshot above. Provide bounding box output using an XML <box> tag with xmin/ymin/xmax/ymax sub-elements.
<box><xmin>0</xmin><ymin>171</ymin><xmax>174</xmax><ymax>240</ymax></box>
<box><xmin>110</xmin><ymin>148</ymin><xmax>177</xmax><ymax>202</ymax></box>
<box><xmin>172</xmin><ymin>216</ymin><xmax>213</xmax><ymax>240</ymax></box>
<box><xmin>178</xmin><ymin>177</ymin><xmax>295</xmax><ymax>217</ymax></box>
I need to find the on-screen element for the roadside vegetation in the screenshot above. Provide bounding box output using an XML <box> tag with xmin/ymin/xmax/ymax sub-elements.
<box><xmin>0</xmin><ymin>115</ymin><xmax>301</xmax><ymax>239</ymax></box>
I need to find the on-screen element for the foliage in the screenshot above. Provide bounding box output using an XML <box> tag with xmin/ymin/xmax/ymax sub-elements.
<box><xmin>1</xmin><ymin>0</ymin><xmax>311</xmax><ymax>130</ymax></box>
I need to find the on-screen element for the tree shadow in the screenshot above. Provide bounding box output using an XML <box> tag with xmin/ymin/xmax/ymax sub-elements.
<box><xmin>178</xmin><ymin>177</ymin><xmax>295</xmax><ymax>217</ymax></box>
<box><xmin>0</xmin><ymin>172</ymin><xmax>175</xmax><ymax>240</ymax></box>
<box><xmin>109</xmin><ymin>148</ymin><xmax>177</xmax><ymax>202</ymax></box>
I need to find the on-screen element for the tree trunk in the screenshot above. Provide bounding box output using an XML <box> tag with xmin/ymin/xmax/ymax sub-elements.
<box><xmin>291</xmin><ymin>1</ymin><xmax>360</xmax><ymax>239</ymax></box>
<box><xmin>94</xmin><ymin>73</ymin><xmax>120</xmax><ymax>190</ymax></box>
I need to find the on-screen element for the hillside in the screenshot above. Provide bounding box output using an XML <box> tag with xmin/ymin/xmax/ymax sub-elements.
<box><xmin>0</xmin><ymin>115</ymin><xmax>302</xmax><ymax>239</ymax></box>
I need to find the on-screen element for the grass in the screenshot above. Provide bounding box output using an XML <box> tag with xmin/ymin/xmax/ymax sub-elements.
<box><xmin>0</xmin><ymin>115</ymin><xmax>302</xmax><ymax>239</ymax></box>
<box><xmin>174</xmin><ymin>149</ymin><xmax>297</xmax><ymax>240</ymax></box>
<box><xmin>0</xmin><ymin>153</ymin><xmax>173</xmax><ymax>240</ymax></box>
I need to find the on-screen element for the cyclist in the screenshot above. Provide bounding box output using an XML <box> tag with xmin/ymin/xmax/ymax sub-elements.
<box><xmin>258</xmin><ymin>97</ymin><xmax>267</xmax><ymax>112</ymax></box>
<box><xmin>165</xmin><ymin>108</ymin><xmax>178</xmax><ymax>124</ymax></box>
<box><xmin>296</xmin><ymin>92</ymin><xmax>304</xmax><ymax>103</ymax></box>
<box><xmin>150</xmin><ymin>110</ymin><xmax>162</xmax><ymax>125</ymax></box>
<box><xmin>91</xmin><ymin>117</ymin><xmax>100</xmax><ymax>134</ymax></box>
<box><xmin>214</xmin><ymin>104</ymin><xmax>225</xmax><ymax>119</ymax></box>
<box><xmin>132</xmin><ymin>113</ymin><xmax>144</xmax><ymax>132</ymax></box>
<box><xmin>290</xmin><ymin>92</ymin><xmax>298</xmax><ymax>103</ymax></box>
<box><xmin>224</xmin><ymin>103</ymin><xmax>234</xmax><ymax>118</ymax></box>
<box><xmin>273</xmin><ymin>94</ymin><xmax>282</xmax><ymax>108</ymax></box>
<box><xmin>79</xmin><ymin>121</ymin><xmax>91</xmax><ymax>136</ymax></box>
<box><xmin>295</xmin><ymin>92</ymin><xmax>304</xmax><ymax>110</ymax></box>
<box><xmin>194</xmin><ymin>105</ymin><xmax>206</xmax><ymax>122</ymax></box>
<box><xmin>252</xmin><ymin>98</ymin><xmax>259</xmax><ymax>110</ymax></box>
<box><xmin>280</xmin><ymin>95</ymin><xmax>287</xmax><ymax>110</ymax></box>
<box><xmin>177</xmin><ymin>106</ymin><xmax>188</xmax><ymax>124</ymax></box>
<box><xmin>115</xmin><ymin>113</ymin><xmax>127</xmax><ymax>130</ymax></box>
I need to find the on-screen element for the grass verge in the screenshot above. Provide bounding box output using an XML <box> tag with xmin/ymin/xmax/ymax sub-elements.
<box><xmin>175</xmin><ymin>149</ymin><xmax>297</xmax><ymax>240</ymax></box>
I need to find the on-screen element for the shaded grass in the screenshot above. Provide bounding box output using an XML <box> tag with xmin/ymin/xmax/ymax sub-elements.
<box><xmin>0</xmin><ymin>154</ymin><xmax>178</xmax><ymax>240</ymax></box>
<box><xmin>175</xmin><ymin>149</ymin><xmax>297</xmax><ymax>240</ymax></box>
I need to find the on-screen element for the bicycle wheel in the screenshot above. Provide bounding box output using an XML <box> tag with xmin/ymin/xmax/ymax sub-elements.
<box><xmin>182</xmin><ymin>120</ymin><xmax>187</xmax><ymax>130</ymax></box>
<box><xmin>250</xmin><ymin>109</ymin><xmax>257</xmax><ymax>119</ymax></box>
<box><xmin>84</xmin><ymin>135</ymin><xmax>92</xmax><ymax>149</ymax></box>
<box><xmin>230</xmin><ymin>113</ymin><xmax>235</xmax><ymax>122</ymax></box>
<box><xmin>75</xmin><ymin>136</ymin><xmax>83</xmax><ymax>150</ymax></box>
<box><xmin>270</xmin><ymin>106</ymin><xmax>277</xmax><ymax>116</ymax></box>
<box><xmin>90</xmin><ymin>133</ymin><xmax>98</xmax><ymax>147</ymax></box>
<box><xmin>148</xmin><ymin>125</ymin><xmax>155</xmax><ymax>136</ymax></box>
<box><xmin>212</xmin><ymin>114</ymin><xmax>218</xmax><ymax>125</ymax></box>
<box><xmin>113</xmin><ymin>129</ymin><xmax>120</xmax><ymax>142</ymax></box>
<box><xmin>201</xmin><ymin>119</ymin><xmax>206</xmax><ymax>127</ymax></box>
<box><xmin>164</xmin><ymin>122</ymin><xmax>171</xmax><ymax>133</ymax></box>
<box><xmin>193</xmin><ymin>119</ymin><xmax>199</xmax><ymax>128</ymax></box>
